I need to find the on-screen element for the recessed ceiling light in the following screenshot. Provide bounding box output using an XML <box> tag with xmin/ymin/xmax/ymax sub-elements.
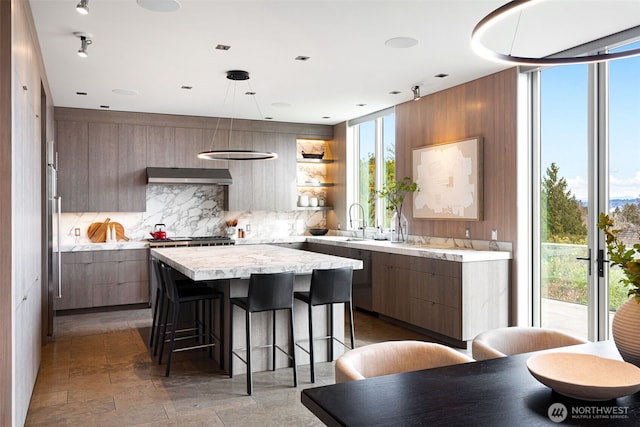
<box><xmin>245</xmin><ymin>91</ymin><xmax>256</xmax><ymax>96</ymax></box>
<box><xmin>295</xmin><ymin>56</ymin><xmax>310</xmax><ymax>61</ymax></box>
<box><xmin>112</xmin><ymin>89</ymin><xmax>139</xmax><ymax>96</ymax></box>
<box><xmin>264</xmin><ymin>117</ymin><xmax>273</xmax><ymax>120</ymax></box>
<box><xmin>322</xmin><ymin>116</ymin><xmax>331</xmax><ymax>119</ymax></box>
<box><xmin>181</xmin><ymin>85</ymin><xmax>192</xmax><ymax>90</ymax></box>
<box><xmin>100</xmin><ymin>105</ymin><xmax>110</xmax><ymax>109</ymax></box>
<box><xmin>271</xmin><ymin>102</ymin><xmax>291</xmax><ymax>108</ymax></box>
<box><xmin>356</xmin><ymin>104</ymin><xmax>366</xmax><ymax>107</ymax></box>
<box><xmin>76</xmin><ymin>91</ymin><xmax>87</xmax><ymax>96</ymax></box>
<box><xmin>136</xmin><ymin>0</ymin><xmax>181</xmax><ymax>12</ymax></box>
<box><xmin>389</xmin><ymin>90</ymin><xmax>401</xmax><ymax>95</ymax></box>
<box><xmin>434</xmin><ymin>73</ymin><xmax>449</xmax><ymax>78</ymax></box>
<box><xmin>216</xmin><ymin>44</ymin><xmax>231</xmax><ymax>51</ymax></box>
<box><xmin>385</xmin><ymin>37</ymin><xmax>418</xmax><ymax>48</ymax></box>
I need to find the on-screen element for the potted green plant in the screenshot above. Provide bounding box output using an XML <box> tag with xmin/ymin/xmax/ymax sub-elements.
<box><xmin>598</xmin><ymin>212</ymin><xmax>640</xmax><ymax>366</ymax></box>
<box><xmin>374</xmin><ymin>177</ymin><xmax>419</xmax><ymax>243</ymax></box>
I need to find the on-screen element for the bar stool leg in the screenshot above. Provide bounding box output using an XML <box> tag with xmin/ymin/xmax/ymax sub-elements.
<box><xmin>348</xmin><ymin>302</ymin><xmax>355</xmax><ymax>349</ymax></box>
<box><xmin>329</xmin><ymin>304</ymin><xmax>335</xmax><ymax>361</ymax></box>
<box><xmin>272</xmin><ymin>310</ymin><xmax>277</xmax><ymax>371</ymax></box>
<box><xmin>219</xmin><ymin>298</ymin><xmax>225</xmax><ymax>370</ymax></box>
<box><xmin>308</xmin><ymin>302</ymin><xmax>315</xmax><ymax>383</ymax></box>
<box><xmin>246</xmin><ymin>310</ymin><xmax>253</xmax><ymax>395</ymax></box>
<box><xmin>165</xmin><ymin>301</ymin><xmax>180</xmax><ymax>377</ymax></box>
<box><xmin>149</xmin><ymin>288</ymin><xmax>160</xmax><ymax>348</ymax></box>
<box><xmin>229</xmin><ymin>304</ymin><xmax>234</xmax><ymax>379</ymax></box>
<box><xmin>290</xmin><ymin>307</ymin><xmax>297</xmax><ymax>387</ymax></box>
<box><xmin>154</xmin><ymin>291</ymin><xmax>167</xmax><ymax>357</ymax></box>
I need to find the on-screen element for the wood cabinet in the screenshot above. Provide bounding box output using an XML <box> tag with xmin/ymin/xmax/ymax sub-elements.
<box><xmin>57</xmin><ymin>121</ymin><xmax>147</xmax><ymax>212</ymax></box>
<box><xmin>57</xmin><ymin>120</ymin><xmax>89</xmax><ymax>212</ymax></box>
<box><xmin>56</xmin><ymin>250</ymin><xmax>149</xmax><ymax>310</ymax></box>
<box><xmin>55</xmin><ymin>108</ymin><xmax>333</xmax><ymax>213</ymax></box>
<box><xmin>228</xmin><ymin>132</ymin><xmax>297</xmax><ymax>211</ymax></box>
<box><xmin>372</xmin><ymin>252</ymin><xmax>508</xmax><ymax>343</ymax></box>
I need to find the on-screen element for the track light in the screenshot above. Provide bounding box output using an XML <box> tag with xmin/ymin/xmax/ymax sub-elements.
<box><xmin>411</xmin><ymin>85</ymin><xmax>421</xmax><ymax>101</ymax></box>
<box><xmin>76</xmin><ymin>0</ymin><xmax>89</xmax><ymax>15</ymax></box>
<box><xmin>75</xmin><ymin>34</ymin><xmax>92</xmax><ymax>58</ymax></box>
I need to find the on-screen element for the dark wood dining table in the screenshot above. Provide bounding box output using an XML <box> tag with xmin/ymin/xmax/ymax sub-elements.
<box><xmin>301</xmin><ymin>341</ymin><xmax>640</xmax><ymax>426</ymax></box>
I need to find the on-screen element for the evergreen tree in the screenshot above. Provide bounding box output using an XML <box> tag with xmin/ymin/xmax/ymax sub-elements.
<box><xmin>541</xmin><ymin>163</ymin><xmax>587</xmax><ymax>242</ymax></box>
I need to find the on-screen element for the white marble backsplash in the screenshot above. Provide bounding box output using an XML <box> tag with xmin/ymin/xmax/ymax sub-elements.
<box><xmin>60</xmin><ymin>184</ymin><xmax>327</xmax><ymax>245</ymax></box>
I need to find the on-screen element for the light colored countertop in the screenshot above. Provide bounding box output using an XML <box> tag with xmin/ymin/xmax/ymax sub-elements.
<box><xmin>304</xmin><ymin>236</ymin><xmax>512</xmax><ymax>262</ymax></box>
<box><xmin>151</xmin><ymin>244</ymin><xmax>363</xmax><ymax>281</ymax></box>
<box><xmin>62</xmin><ymin>235</ymin><xmax>511</xmax><ymax>262</ymax></box>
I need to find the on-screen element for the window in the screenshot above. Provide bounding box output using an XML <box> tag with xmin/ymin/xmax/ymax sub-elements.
<box><xmin>347</xmin><ymin>108</ymin><xmax>395</xmax><ymax>230</ymax></box>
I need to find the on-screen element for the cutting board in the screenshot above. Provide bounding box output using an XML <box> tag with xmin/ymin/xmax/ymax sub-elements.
<box><xmin>88</xmin><ymin>219</ymin><xmax>129</xmax><ymax>242</ymax></box>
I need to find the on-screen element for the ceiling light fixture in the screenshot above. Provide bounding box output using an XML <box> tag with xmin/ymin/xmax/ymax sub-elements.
<box><xmin>74</xmin><ymin>32</ymin><xmax>92</xmax><ymax>58</ymax></box>
<box><xmin>76</xmin><ymin>0</ymin><xmax>89</xmax><ymax>15</ymax></box>
<box><xmin>136</xmin><ymin>0</ymin><xmax>181</xmax><ymax>13</ymax></box>
<box><xmin>411</xmin><ymin>85</ymin><xmax>421</xmax><ymax>101</ymax></box>
<box><xmin>472</xmin><ymin>0</ymin><xmax>640</xmax><ymax>66</ymax></box>
<box><xmin>198</xmin><ymin>70</ymin><xmax>278</xmax><ymax>161</ymax></box>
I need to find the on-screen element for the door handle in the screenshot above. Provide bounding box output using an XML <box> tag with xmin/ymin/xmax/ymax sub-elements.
<box><xmin>596</xmin><ymin>249</ymin><xmax>610</xmax><ymax>278</ymax></box>
<box><xmin>576</xmin><ymin>249</ymin><xmax>592</xmax><ymax>276</ymax></box>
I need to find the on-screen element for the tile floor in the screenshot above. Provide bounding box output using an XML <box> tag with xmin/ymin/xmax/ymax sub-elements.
<box><xmin>26</xmin><ymin>308</ymin><xmax>446</xmax><ymax>426</ymax></box>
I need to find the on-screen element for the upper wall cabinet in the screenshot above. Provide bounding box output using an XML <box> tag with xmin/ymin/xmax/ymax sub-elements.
<box><xmin>55</xmin><ymin>107</ymin><xmax>333</xmax><ymax>213</ymax></box>
<box><xmin>227</xmin><ymin>132</ymin><xmax>297</xmax><ymax>211</ymax></box>
<box><xmin>57</xmin><ymin>121</ymin><xmax>147</xmax><ymax>212</ymax></box>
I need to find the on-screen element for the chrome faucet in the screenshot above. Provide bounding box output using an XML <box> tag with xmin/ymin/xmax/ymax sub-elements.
<box><xmin>348</xmin><ymin>203</ymin><xmax>366</xmax><ymax>240</ymax></box>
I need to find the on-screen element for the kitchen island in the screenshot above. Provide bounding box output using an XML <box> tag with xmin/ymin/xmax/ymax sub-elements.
<box><xmin>150</xmin><ymin>245</ymin><xmax>363</xmax><ymax>375</ymax></box>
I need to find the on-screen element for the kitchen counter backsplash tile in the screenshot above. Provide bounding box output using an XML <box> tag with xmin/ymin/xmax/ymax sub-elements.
<box><xmin>59</xmin><ymin>184</ymin><xmax>325</xmax><ymax>246</ymax></box>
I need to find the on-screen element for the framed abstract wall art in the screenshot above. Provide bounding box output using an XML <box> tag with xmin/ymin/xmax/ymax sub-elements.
<box><xmin>412</xmin><ymin>136</ymin><xmax>483</xmax><ymax>221</ymax></box>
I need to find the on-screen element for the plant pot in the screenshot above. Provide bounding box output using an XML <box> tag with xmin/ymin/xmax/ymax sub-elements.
<box><xmin>612</xmin><ymin>297</ymin><xmax>640</xmax><ymax>367</ymax></box>
<box><xmin>391</xmin><ymin>211</ymin><xmax>408</xmax><ymax>243</ymax></box>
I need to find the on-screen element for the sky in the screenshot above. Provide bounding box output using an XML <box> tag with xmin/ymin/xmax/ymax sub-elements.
<box><xmin>541</xmin><ymin>41</ymin><xmax>640</xmax><ymax>202</ymax></box>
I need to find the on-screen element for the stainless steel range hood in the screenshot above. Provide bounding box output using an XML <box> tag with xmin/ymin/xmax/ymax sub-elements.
<box><xmin>146</xmin><ymin>167</ymin><xmax>233</xmax><ymax>185</ymax></box>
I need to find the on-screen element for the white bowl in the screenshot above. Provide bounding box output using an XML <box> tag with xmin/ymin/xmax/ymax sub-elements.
<box><xmin>526</xmin><ymin>352</ymin><xmax>640</xmax><ymax>401</ymax></box>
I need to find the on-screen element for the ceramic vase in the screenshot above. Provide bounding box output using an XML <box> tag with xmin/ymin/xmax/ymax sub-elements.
<box><xmin>391</xmin><ymin>211</ymin><xmax>408</xmax><ymax>243</ymax></box>
<box><xmin>612</xmin><ymin>297</ymin><xmax>640</xmax><ymax>367</ymax></box>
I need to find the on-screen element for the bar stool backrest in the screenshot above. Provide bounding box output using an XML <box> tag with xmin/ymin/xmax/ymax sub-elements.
<box><xmin>248</xmin><ymin>271</ymin><xmax>295</xmax><ymax>312</ymax></box>
<box><xmin>309</xmin><ymin>267</ymin><xmax>353</xmax><ymax>306</ymax></box>
<box><xmin>158</xmin><ymin>261</ymin><xmax>180</xmax><ymax>302</ymax></box>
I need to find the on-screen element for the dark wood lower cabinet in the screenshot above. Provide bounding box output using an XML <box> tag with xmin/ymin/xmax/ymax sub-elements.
<box><xmin>371</xmin><ymin>252</ymin><xmax>509</xmax><ymax>343</ymax></box>
<box><xmin>56</xmin><ymin>249</ymin><xmax>149</xmax><ymax>310</ymax></box>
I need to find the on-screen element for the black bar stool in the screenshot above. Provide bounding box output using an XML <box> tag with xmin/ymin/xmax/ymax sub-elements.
<box><xmin>294</xmin><ymin>267</ymin><xmax>355</xmax><ymax>383</ymax></box>
<box><xmin>230</xmin><ymin>271</ymin><xmax>297</xmax><ymax>395</ymax></box>
<box><xmin>156</xmin><ymin>261</ymin><xmax>224</xmax><ymax>377</ymax></box>
<box><xmin>149</xmin><ymin>259</ymin><xmax>203</xmax><ymax>354</ymax></box>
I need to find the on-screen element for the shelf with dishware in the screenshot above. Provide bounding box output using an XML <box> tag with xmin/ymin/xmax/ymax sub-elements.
<box><xmin>296</xmin><ymin>158</ymin><xmax>335</xmax><ymax>164</ymax></box>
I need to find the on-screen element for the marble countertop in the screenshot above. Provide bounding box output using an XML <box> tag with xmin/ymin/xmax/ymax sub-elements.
<box><xmin>151</xmin><ymin>244</ymin><xmax>364</xmax><ymax>281</ymax></box>
<box><xmin>305</xmin><ymin>236</ymin><xmax>512</xmax><ymax>262</ymax></box>
<box><xmin>61</xmin><ymin>235</ymin><xmax>511</xmax><ymax>262</ymax></box>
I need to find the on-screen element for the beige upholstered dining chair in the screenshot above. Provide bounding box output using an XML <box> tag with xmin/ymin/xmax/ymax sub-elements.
<box><xmin>471</xmin><ymin>326</ymin><xmax>587</xmax><ymax>361</ymax></box>
<box><xmin>335</xmin><ymin>340</ymin><xmax>474</xmax><ymax>383</ymax></box>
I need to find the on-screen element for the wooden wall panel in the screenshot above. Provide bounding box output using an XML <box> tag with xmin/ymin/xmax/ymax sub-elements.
<box><xmin>395</xmin><ymin>68</ymin><xmax>518</xmax><ymax>244</ymax></box>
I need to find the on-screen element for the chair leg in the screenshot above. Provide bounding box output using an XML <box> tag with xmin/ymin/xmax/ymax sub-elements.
<box><xmin>246</xmin><ymin>310</ymin><xmax>253</xmax><ymax>395</ymax></box>
<box><xmin>154</xmin><ymin>291</ymin><xmax>167</xmax><ymax>357</ymax></box>
<box><xmin>219</xmin><ymin>298</ymin><xmax>225</xmax><ymax>370</ymax></box>
<box><xmin>348</xmin><ymin>302</ymin><xmax>355</xmax><ymax>349</ymax></box>
<box><xmin>165</xmin><ymin>301</ymin><xmax>180</xmax><ymax>377</ymax></box>
<box><xmin>158</xmin><ymin>299</ymin><xmax>171</xmax><ymax>364</ymax></box>
<box><xmin>272</xmin><ymin>310</ymin><xmax>277</xmax><ymax>371</ymax></box>
<box><xmin>149</xmin><ymin>288</ymin><xmax>160</xmax><ymax>349</ymax></box>
<box><xmin>290</xmin><ymin>307</ymin><xmax>297</xmax><ymax>387</ymax></box>
<box><xmin>328</xmin><ymin>304</ymin><xmax>335</xmax><ymax>361</ymax></box>
<box><xmin>208</xmin><ymin>299</ymin><xmax>213</xmax><ymax>359</ymax></box>
<box><xmin>308</xmin><ymin>303</ymin><xmax>315</xmax><ymax>383</ymax></box>
<box><xmin>229</xmin><ymin>304</ymin><xmax>234</xmax><ymax>379</ymax></box>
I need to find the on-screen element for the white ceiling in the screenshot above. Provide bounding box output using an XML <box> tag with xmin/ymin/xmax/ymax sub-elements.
<box><xmin>28</xmin><ymin>0</ymin><xmax>640</xmax><ymax>125</ymax></box>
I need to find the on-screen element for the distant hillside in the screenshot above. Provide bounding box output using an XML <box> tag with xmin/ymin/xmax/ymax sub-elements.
<box><xmin>579</xmin><ymin>199</ymin><xmax>638</xmax><ymax>210</ymax></box>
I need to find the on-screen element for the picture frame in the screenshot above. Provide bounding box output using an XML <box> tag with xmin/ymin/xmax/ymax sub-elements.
<box><xmin>412</xmin><ymin>136</ymin><xmax>483</xmax><ymax>221</ymax></box>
